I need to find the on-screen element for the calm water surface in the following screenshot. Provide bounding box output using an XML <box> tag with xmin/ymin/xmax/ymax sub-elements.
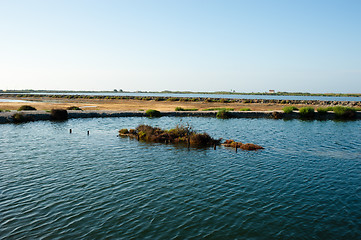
<box><xmin>1</xmin><ymin>117</ymin><xmax>360</xmax><ymax>239</ymax></box>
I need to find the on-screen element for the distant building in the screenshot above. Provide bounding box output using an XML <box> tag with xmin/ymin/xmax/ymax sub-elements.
<box><xmin>269</xmin><ymin>90</ymin><xmax>275</xmax><ymax>93</ymax></box>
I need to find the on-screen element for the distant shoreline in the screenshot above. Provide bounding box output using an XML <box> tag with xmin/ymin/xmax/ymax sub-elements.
<box><xmin>1</xmin><ymin>90</ymin><xmax>360</xmax><ymax>98</ymax></box>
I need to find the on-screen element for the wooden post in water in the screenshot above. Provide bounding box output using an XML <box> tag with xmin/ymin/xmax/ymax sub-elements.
<box><xmin>214</xmin><ymin>144</ymin><xmax>216</xmax><ymax>150</ymax></box>
<box><xmin>69</xmin><ymin>129</ymin><xmax>72</xmax><ymax>134</ymax></box>
<box><xmin>235</xmin><ymin>146</ymin><xmax>238</xmax><ymax>153</ymax></box>
<box><xmin>87</xmin><ymin>131</ymin><xmax>90</xmax><ymax>135</ymax></box>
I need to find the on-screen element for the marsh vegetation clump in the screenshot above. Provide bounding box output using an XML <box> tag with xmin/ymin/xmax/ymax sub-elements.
<box><xmin>216</xmin><ymin>109</ymin><xmax>231</xmax><ymax>119</ymax></box>
<box><xmin>50</xmin><ymin>109</ymin><xmax>68</xmax><ymax>121</ymax></box>
<box><xmin>283</xmin><ymin>106</ymin><xmax>298</xmax><ymax>114</ymax></box>
<box><xmin>222</xmin><ymin>139</ymin><xmax>264</xmax><ymax>151</ymax></box>
<box><xmin>119</xmin><ymin>124</ymin><xmax>221</xmax><ymax>147</ymax></box>
<box><xmin>332</xmin><ymin>106</ymin><xmax>356</xmax><ymax>119</ymax></box>
<box><xmin>145</xmin><ymin>109</ymin><xmax>161</xmax><ymax>118</ymax></box>
<box><xmin>299</xmin><ymin>107</ymin><xmax>315</xmax><ymax>119</ymax></box>
<box><xmin>18</xmin><ymin>105</ymin><xmax>36</xmax><ymax>111</ymax></box>
<box><xmin>239</xmin><ymin>108</ymin><xmax>251</xmax><ymax>111</ymax></box>
<box><xmin>316</xmin><ymin>107</ymin><xmax>329</xmax><ymax>114</ymax></box>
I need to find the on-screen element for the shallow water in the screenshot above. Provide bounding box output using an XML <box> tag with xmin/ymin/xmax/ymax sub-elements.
<box><xmin>1</xmin><ymin>117</ymin><xmax>360</xmax><ymax>239</ymax></box>
<box><xmin>0</xmin><ymin>99</ymin><xmax>30</xmax><ymax>103</ymax></box>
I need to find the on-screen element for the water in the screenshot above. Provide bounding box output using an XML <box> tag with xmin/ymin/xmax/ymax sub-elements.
<box><xmin>4</xmin><ymin>92</ymin><xmax>361</xmax><ymax>102</ymax></box>
<box><xmin>1</xmin><ymin>117</ymin><xmax>361</xmax><ymax>239</ymax></box>
<box><xmin>0</xmin><ymin>99</ymin><xmax>30</xmax><ymax>103</ymax></box>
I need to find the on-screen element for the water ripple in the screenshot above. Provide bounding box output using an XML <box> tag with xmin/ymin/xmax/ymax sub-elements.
<box><xmin>1</xmin><ymin>118</ymin><xmax>361</xmax><ymax>239</ymax></box>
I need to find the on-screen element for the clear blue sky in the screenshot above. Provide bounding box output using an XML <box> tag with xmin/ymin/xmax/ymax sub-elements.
<box><xmin>0</xmin><ymin>0</ymin><xmax>360</xmax><ymax>93</ymax></box>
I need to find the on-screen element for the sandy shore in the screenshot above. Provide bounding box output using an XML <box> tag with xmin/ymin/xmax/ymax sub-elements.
<box><xmin>0</xmin><ymin>96</ymin><xmax>335</xmax><ymax>112</ymax></box>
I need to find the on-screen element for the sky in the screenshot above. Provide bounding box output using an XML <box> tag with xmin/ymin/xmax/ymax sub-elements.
<box><xmin>0</xmin><ymin>0</ymin><xmax>360</xmax><ymax>93</ymax></box>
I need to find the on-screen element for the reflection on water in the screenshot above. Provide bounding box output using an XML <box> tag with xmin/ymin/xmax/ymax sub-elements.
<box><xmin>1</xmin><ymin>117</ymin><xmax>361</xmax><ymax>239</ymax></box>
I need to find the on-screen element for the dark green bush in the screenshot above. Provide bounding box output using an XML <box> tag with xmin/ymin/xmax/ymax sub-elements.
<box><xmin>299</xmin><ymin>107</ymin><xmax>315</xmax><ymax>118</ymax></box>
<box><xmin>50</xmin><ymin>109</ymin><xmax>68</xmax><ymax>121</ymax></box>
<box><xmin>216</xmin><ymin>109</ymin><xmax>230</xmax><ymax>119</ymax></box>
<box><xmin>283</xmin><ymin>106</ymin><xmax>298</xmax><ymax>114</ymax></box>
<box><xmin>145</xmin><ymin>109</ymin><xmax>161</xmax><ymax>118</ymax></box>
<box><xmin>18</xmin><ymin>105</ymin><xmax>36</xmax><ymax>111</ymax></box>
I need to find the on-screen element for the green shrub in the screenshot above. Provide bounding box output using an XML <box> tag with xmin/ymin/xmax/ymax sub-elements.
<box><xmin>283</xmin><ymin>106</ymin><xmax>298</xmax><ymax>114</ymax></box>
<box><xmin>50</xmin><ymin>109</ymin><xmax>68</xmax><ymax>121</ymax></box>
<box><xmin>332</xmin><ymin>106</ymin><xmax>356</xmax><ymax>119</ymax></box>
<box><xmin>299</xmin><ymin>107</ymin><xmax>315</xmax><ymax>118</ymax></box>
<box><xmin>145</xmin><ymin>109</ymin><xmax>161</xmax><ymax>118</ymax></box>
<box><xmin>317</xmin><ymin>107</ymin><xmax>328</xmax><ymax>114</ymax></box>
<box><xmin>18</xmin><ymin>105</ymin><xmax>36</xmax><ymax>111</ymax></box>
<box><xmin>239</xmin><ymin>108</ymin><xmax>251</xmax><ymax>111</ymax></box>
<box><xmin>216</xmin><ymin>109</ymin><xmax>230</xmax><ymax>119</ymax></box>
<box><xmin>67</xmin><ymin>106</ymin><xmax>82</xmax><ymax>110</ymax></box>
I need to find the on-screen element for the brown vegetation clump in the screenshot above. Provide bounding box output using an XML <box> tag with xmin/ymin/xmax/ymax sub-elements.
<box><xmin>223</xmin><ymin>139</ymin><xmax>264</xmax><ymax>151</ymax></box>
<box><xmin>119</xmin><ymin>124</ymin><xmax>221</xmax><ymax>147</ymax></box>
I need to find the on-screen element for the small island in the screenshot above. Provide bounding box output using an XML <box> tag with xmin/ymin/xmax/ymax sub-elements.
<box><xmin>119</xmin><ymin>124</ymin><xmax>264</xmax><ymax>151</ymax></box>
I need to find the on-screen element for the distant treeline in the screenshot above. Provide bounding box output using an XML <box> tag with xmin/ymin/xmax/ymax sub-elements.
<box><xmin>0</xmin><ymin>90</ymin><xmax>360</xmax><ymax>97</ymax></box>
